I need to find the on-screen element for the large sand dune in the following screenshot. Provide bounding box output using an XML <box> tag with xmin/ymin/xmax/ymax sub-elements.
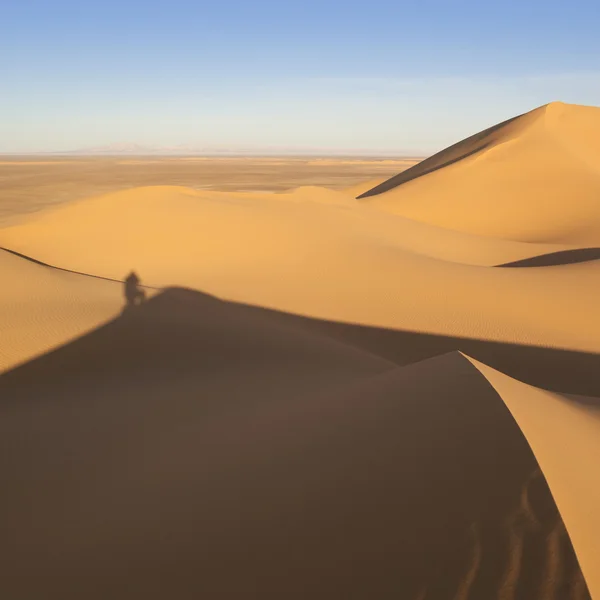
<box><xmin>1</xmin><ymin>104</ymin><xmax>599</xmax><ymax>597</ymax></box>
<box><xmin>359</xmin><ymin>102</ymin><xmax>600</xmax><ymax>244</ymax></box>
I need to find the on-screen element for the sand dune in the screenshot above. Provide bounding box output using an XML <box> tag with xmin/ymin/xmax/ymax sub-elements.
<box><xmin>3</xmin><ymin>183</ymin><xmax>579</xmax><ymax>271</ymax></box>
<box><xmin>359</xmin><ymin>102</ymin><xmax>600</xmax><ymax>244</ymax></box>
<box><xmin>2</xmin><ymin>184</ymin><xmax>600</xmax><ymax>359</ymax></box>
<box><xmin>2</xmin><ymin>103</ymin><xmax>600</xmax><ymax>597</ymax></box>
<box><xmin>0</xmin><ymin>290</ymin><xmax>589</xmax><ymax>598</ymax></box>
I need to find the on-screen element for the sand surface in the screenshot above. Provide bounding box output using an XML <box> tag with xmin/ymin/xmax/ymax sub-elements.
<box><xmin>1</xmin><ymin>104</ymin><xmax>599</xmax><ymax>598</ymax></box>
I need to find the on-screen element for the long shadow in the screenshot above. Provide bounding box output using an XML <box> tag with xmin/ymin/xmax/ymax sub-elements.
<box><xmin>0</xmin><ymin>287</ymin><xmax>391</xmax><ymax>397</ymax></box>
<box><xmin>2</xmin><ymin>286</ymin><xmax>600</xmax><ymax>399</ymax></box>
<box><xmin>268</xmin><ymin>309</ymin><xmax>600</xmax><ymax>399</ymax></box>
<box><xmin>0</xmin><ymin>287</ymin><xmax>590</xmax><ymax>599</ymax></box>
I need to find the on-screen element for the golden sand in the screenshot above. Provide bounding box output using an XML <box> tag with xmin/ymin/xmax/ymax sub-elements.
<box><xmin>1</xmin><ymin>102</ymin><xmax>599</xmax><ymax>598</ymax></box>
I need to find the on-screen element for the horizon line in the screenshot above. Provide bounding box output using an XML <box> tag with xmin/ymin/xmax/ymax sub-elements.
<box><xmin>0</xmin><ymin>150</ymin><xmax>429</xmax><ymax>159</ymax></box>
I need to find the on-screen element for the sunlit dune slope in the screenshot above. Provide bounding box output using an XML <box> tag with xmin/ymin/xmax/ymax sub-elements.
<box><xmin>0</xmin><ymin>290</ymin><xmax>588</xmax><ymax>599</ymax></box>
<box><xmin>469</xmin><ymin>356</ymin><xmax>600</xmax><ymax>600</ymax></box>
<box><xmin>2</xmin><ymin>186</ymin><xmax>600</xmax><ymax>355</ymax></box>
<box><xmin>1</xmin><ymin>184</ymin><xmax>577</xmax><ymax>272</ymax></box>
<box><xmin>359</xmin><ymin>102</ymin><xmax>600</xmax><ymax>244</ymax></box>
<box><xmin>0</xmin><ymin>248</ymin><xmax>121</xmax><ymax>371</ymax></box>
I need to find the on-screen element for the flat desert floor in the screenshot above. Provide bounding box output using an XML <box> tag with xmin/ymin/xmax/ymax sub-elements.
<box><xmin>0</xmin><ymin>155</ymin><xmax>419</xmax><ymax>223</ymax></box>
<box><xmin>2</xmin><ymin>103</ymin><xmax>600</xmax><ymax>599</ymax></box>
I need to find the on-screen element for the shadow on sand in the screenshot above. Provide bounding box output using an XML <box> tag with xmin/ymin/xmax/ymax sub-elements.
<box><xmin>2</xmin><ymin>286</ymin><xmax>600</xmax><ymax>399</ymax></box>
<box><xmin>0</xmin><ymin>287</ymin><xmax>591</xmax><ymax>599</ymax></box>
<box><xmin>497</xmin><ymin>247</ymin><xmax>600</xmax><ymax>268</ymax></box>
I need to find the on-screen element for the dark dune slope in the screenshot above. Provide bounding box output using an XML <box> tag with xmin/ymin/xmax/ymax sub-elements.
<box><xmin>498</xmin><ymin>247</ymin><xmax>600</xmax><ymax>268</ymax></box>
<box><xmin>0</xmin><ymin>289</ymin><xmax>589</xmax><ymax>599</ymax></box>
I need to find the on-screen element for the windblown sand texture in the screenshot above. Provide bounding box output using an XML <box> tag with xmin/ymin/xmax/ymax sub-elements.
<box><xmin>1</xmin><ymin>102</ymin><xmax>599</xmax><ymax>599</ymax></box>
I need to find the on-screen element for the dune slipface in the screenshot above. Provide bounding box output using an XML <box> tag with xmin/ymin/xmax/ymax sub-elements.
<box><xmin>1</xmin><ymin>103</ymin><xmax>599</xmax><ymax>598</ymax></box>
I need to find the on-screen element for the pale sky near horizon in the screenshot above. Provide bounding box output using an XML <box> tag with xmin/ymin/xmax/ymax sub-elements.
<box><xmin>1</xmin><ymin>0</ymin><xmax>599</xmax><ymax>154</ymax></box>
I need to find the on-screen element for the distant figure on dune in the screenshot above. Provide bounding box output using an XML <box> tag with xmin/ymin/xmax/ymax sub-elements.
<box><xmin>124</xmin><ymin>271</ymin><xmax>146</xmax><ymax>308</ymax></box>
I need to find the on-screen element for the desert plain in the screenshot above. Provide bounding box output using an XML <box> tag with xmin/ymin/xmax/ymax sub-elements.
<box><xmin>1</xmin><ymin>102</ymin><xmax>600</xmax><ymax>599</ymax></box>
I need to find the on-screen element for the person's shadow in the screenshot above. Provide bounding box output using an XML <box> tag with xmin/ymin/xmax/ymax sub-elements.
<box><xmin>123</xmin><ymin>271</ymin><xmax>146</xmax><ymax>310</ymax></box>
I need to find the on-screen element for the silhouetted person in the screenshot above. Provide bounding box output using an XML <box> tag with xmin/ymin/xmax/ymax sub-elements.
<box><xmin>124</xmin><ymin>271</ymin><xmax>146</xmax><ymax>308</ymax></box>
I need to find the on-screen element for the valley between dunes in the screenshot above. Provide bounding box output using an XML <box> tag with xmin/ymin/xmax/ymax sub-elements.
<box><xmin>2</xmin><ymin>101</ymin><xmax>600</xmax><ymax>599</ymax></box>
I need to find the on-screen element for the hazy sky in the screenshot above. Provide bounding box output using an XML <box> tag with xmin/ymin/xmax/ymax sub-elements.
<box><xmin>1</xmin><ymin>0</ymin><xmax>599</xmax><ymax>154</ymax></box>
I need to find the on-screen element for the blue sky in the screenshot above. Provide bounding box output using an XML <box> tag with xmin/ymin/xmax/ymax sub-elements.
<box><xmin>1</xmin><ymin>0</ymin><xmax>599</xmax><ymax>153</ymax></box>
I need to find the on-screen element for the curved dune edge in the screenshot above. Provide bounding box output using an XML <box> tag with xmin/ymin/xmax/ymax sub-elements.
<box><xmin>497</xmin><ymin>248</ymin><xmax>600</xmax><ymax>268</ymax></box>
<box><xmin>0</xmin><ymin>288</ymin><xmax>589</xmax><ymax>598</ymax></box>
<box><xmin>466</xmin><ymin>355</ymin><xmax>600</xmax><ymax>599</ymax></box>
<box><xmin>0</xmin><ymin>245</ymin><xmax>141</xmax><ymax>285</ymax></box>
